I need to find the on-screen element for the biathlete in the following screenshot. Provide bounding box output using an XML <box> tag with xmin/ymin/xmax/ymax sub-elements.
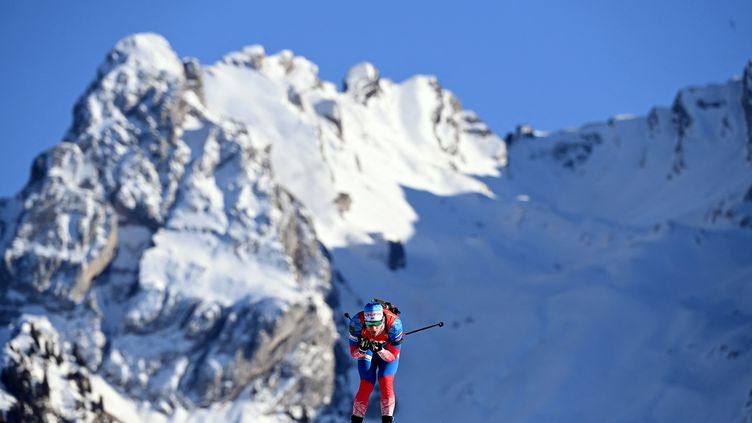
<box><xmin>348</xmin><ymin>301</ymin><xmax>403</xmax><ymax>423</ymax></box>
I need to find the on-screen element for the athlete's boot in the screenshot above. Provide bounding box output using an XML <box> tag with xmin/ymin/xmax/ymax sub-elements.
<box><xmin>382</xmin><ymin>416</ymin><xmax>394</xmax><ymax>423</ymax></box>
<box><xmin>351</xmin><ymin>416</ymin><xmax>364</xmax><ymax>423</ymax></box>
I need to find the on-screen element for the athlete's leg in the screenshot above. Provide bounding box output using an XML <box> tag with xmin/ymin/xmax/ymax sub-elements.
<box><xmin>353</xmin><ymin>353</ymin><xmax>378</xmax><ymax>418</ymax></box>
<box><xmin>376</xmin><ymin>356</ymin><xmax>400</xmax><ymax>417</ymax></box>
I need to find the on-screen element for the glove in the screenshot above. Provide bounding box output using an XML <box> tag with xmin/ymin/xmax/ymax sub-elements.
<box><xmin>358</xmin><ymin>337</ymin><xmax>371</xmax><ymax>353</ymax></box>
<box><xmin>369</xmin><ymin>341</ymin><xmax>383</xmax><ymax>353</ymax></box>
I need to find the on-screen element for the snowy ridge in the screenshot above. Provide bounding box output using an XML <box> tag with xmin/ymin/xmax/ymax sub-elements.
<box><xmin>504</xmin><ymin>74</ymin><xmax>752</xmax><ymax>229</ymax></box>
<box><xmin>202</xmin><ymin>44</ymin><xmax>506</xmax><ymax>247</ymax></box>
<box><xmin>0</xmin><ymin>32</ymin><xmax>750</xmax><ymax>423</ymax></box>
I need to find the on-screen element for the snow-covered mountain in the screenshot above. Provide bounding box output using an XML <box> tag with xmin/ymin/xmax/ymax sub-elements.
<box><xmin>1</xmin><ymin>33</ymin><xmax>751</xmax><ymax>422</ymax></box>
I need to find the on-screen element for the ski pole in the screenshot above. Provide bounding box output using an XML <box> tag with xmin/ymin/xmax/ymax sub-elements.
<box><xmin>404</xmin><ymin>321</ymin><xmax>444</xmax><ymax>336</ymax></box>
<box><xmin>345</xmin><ymin>313</ymin><xmax>444</xmax><ymax>336</ymax></box>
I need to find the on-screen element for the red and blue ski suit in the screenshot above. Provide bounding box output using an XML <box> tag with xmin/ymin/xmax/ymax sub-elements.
<box><xmin>349</xmin><ymin>310</ymin><xmax>403</xmax><ymax>418</ymax></box>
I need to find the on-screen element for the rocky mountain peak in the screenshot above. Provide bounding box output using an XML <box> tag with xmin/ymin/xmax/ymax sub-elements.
<box><xmin>1</xmin><ymin>33</ymin><xmax>339</xmax><ymax>422</ymax></box>
<box><xmin>98</xmin><ymin>33</ymin><xmax>184</xmax><ymax>81</ymax></box>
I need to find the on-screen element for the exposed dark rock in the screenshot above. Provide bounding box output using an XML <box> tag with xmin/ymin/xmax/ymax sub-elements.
<box><xmin>387</xmin><ymin>241</ymin><xmax>406</xmax><ymax>271</ymax></box>
<box><xmin>276</xmin><ymin>188</ymin><xmax>331</xmax><ymax>283</ymax></box>
<box><xmin>221</xmin><ymin>45</ymin><xmax>265</xmax><ymax>70</ymax></box>
<box><xmin>179</xmin><ymin>298</ymin><xmax>334</xmax><ymax>409</ymax></box>
<box><xmin>647</xmin><ymin>108</ymin><xmax>660</xmax><ymax>134</ymax></box>
<box><xmin>696</xmin><ymin>98</ymin><xmax>726</xmax><ymax>109</ymax></box>
<box><xmin>550</xmin><ymin>132</ymin><xmax>602</xmax><ymax>172</ymax></box>
<box><xmin>429</xmin><ymin>79</ymin><xmax>461</xmax><ymax>155</ymax></box>
<box><xmin>1</xmin><ymin>318</ymin><xmax>118</xmax><ymax>422</ymax></box>
<box><xmin>742</xmin><ymin>60</ymin><xmax>752</xmax><ymax>163</ymax></box>
<box><xmin>344</xmin><ymin>63</ymin><xmax>381</xmax><ymax>104</ymax></box>
<box><xmin>288</xmin><ymin>86</ymin><xmax>303</xmax><ymax>109</ymax></box>
<box><xmin>315</xmin><ymin>99</ymin><xmax>343</xmax><ymax>137</ymax></box>
<box><xmin>3</xmin><ymin>143</ymin><xmax>118</xmax><ymax>307</ymax></box>
<box><xmin>335</xmin><ymin>192</ymin><xmax>352</xmax><ymax>216</ymax></box>
<box><xmin>505</xmin><ymin>124</ymin><xmax>537</xmax><ymax>146</ymax></box>
<box><xmin>669</xmin><ymin>92</ymin><xmax>693</xmax><ymax>177</ymax></box>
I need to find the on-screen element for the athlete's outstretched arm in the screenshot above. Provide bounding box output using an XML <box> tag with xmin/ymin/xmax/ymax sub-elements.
<box><xmin>348</xmin><ymin>314</ymin><xmax>368</xmax><ymax>359</ymax></box>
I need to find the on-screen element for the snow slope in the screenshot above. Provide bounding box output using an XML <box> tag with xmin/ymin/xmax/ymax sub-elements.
<box><xmin>329</xmin><ymin>73</ymin><xmax>752</xmax><ymax>421</ymax></box>
<box><xmin>202</xmin><ymin>38</ymin><xmax>752</xmax><ymax>422</ymax></box>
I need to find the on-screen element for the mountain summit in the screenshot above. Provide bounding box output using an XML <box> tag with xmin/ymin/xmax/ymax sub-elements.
<box><xmin>1</xmin><ymin>33</ymin><xmax>750</xmax><ymax>422</ymax></box>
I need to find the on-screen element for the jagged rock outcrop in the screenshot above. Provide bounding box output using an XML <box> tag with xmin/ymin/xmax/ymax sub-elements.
<box><xmin>67</xmin><ymin>34</ymin><xmax>192</xmax><ymax>227</ymax></box>
<box><xmin>0</xmin><ymin>33</ymin><xmax>337</xmax><ymax>422</ymax></box>
<box><xmin>344</xmin><ymin>62</ymin><xmax>381</xmax><ymax>104</ymax></box>
<box><xmin>1</xmin><ymin>316</ymin><xmax>117</xmax><ymax>422</ymax></box>
<box><xmin>3</xmin><ymin>142</ymin><xmax>116</xmax><ymax>308</ymax></box>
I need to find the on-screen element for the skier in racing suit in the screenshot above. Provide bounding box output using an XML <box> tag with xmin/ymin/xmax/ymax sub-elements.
<box><xmin>349</xmin><ymin>301</ymin><xmax>403</xmax><ymax>423</ymax></box>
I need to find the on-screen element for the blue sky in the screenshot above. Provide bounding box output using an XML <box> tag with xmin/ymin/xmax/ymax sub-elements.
<box><xmin>1</xmin><ymin>0</ymin><xmax>750</xmax><ymax>197</ymax></box>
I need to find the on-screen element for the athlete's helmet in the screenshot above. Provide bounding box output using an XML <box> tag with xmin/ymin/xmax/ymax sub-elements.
<box><xmin>363</xmin><ymin>302</ymin><xmax>384</xmax><ymax>326</ymax></box>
